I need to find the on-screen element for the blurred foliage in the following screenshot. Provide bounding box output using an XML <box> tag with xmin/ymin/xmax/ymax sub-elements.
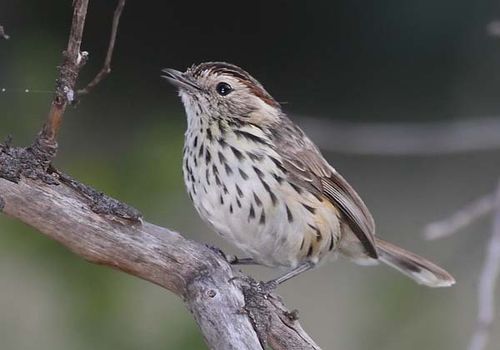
<box><xmin>1</xmin><ymin>0</ymin><xmax>500</xmax><ymax>349</ymax></box>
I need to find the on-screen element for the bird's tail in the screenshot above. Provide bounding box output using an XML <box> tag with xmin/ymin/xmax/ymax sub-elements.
<box><xmin>375</xmin><ymin>237</ymin><xmax>455</xmax><ymax>288</ymax></box>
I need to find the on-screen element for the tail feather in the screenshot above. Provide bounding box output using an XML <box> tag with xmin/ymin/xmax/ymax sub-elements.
<box><xmin>375</xmin><ymin>238</ymin><xmax>455</xmax><ymax>288</ymax></box>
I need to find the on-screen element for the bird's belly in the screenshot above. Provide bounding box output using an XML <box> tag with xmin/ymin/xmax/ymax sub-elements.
<box><xmin>193</xmin><ymin>178</ymin><xmax>298</xmax><ymax>266</ymax></box>
<box><xmin>185</xmin><ymin>159</ymin><xmax>341</xmax><ymax>267</ymax></box>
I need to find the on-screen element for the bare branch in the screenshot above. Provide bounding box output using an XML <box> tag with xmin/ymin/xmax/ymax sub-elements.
<box><xmin>424</xmin><ymin>194</ymin><xmax>495</xmax><ymax>240</ymax></box>
<box><xmin>77</xmin><ymin>0</ymin><xmax>126</xmax><ymax>96</ymax></box>
<box><xmin>0</xmin><ymin>25</ymin><xmax>9</xmax><ymax>40</ymax></box>
<box><xmin>487</xmin><ymin>20</ymin><xmax>500</xmax><ymax>37</ymax></box>
<box><xmin>297</xmin><ymin>116</ymin><xmax>500</xmax><ymax>155</ymax></box>
<box><xmin>0</xmin><ymin>161</ymin><xmax>322</xmax><ymax>349</ymax></box>
<box><xmin>468</xmin><ymin>181</ymin><xmax>500</xmax><ymax>350</ymax></box>
<box><xmin>32</xmin><ymin>0</ymin><xmax>89</xmax><ymax>161</ymax></box>
<box><xmin>426</xmin><ymin>181</ymin><xmax>500</xmax><ymax>350</ymax></box>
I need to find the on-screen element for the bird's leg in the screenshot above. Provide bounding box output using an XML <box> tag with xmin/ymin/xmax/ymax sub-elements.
<box><xmin>205</xmin><ymin>244</ymin><xmax>232</xmax><ymax>262</ymax></box>
<box><xmin>265</xmin><ymin>261</ymin><xmax>315</xmax><ymax>287</ymax></box>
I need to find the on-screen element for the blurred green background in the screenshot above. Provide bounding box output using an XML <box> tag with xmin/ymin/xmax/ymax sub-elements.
<box><xmin>1</xmin><ymin>1</ymin><xmax>500</xmax><ymax>349</ymax></box>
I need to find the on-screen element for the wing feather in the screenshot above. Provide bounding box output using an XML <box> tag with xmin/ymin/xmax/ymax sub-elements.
<box><xmin>270</xmin><ymin>116</ymin><xmax>378</xmax><ymax>258</ymax></box>
<box><xmin>320</xmin><ymin>174</ymin><xmax>378</xmax><ymax>258</ymax></box>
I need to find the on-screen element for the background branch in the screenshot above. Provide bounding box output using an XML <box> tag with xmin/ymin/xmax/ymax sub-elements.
<box><xmin>424</xmin><ymin>194</ymin><xmax>495</xmax><ymax>240</ymax></box>
<box><xmin>298</xmin><ymin>116</ymin><xmax>500</xmax><ymax>155</ymax></box>
<box><xmin>77</xmin><ymin>0</ymin><xmax>126</xmax><ymax>96</ymax></box>
<box><xmin>0</xmin><ymin>25</ymin><xmax>9</xmax><ymax>39</ymax></box>
<box><xmin>424</xmin><ymin>182</ymin><xmax>500</xmax><ymax>350</ymax></box>
<box><xmin>468</xmin><ymin>182</ymin><xmax>500</xmax><ymax>350</ymax></box>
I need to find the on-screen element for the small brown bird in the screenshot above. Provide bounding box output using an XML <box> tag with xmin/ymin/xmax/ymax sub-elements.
<box><xmin>162</xmin><ymin>62</ymin><xmax>455</xmax><ymax>287</ymax></box>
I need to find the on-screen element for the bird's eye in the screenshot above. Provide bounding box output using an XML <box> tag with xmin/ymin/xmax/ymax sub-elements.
<box><xmin>216</xmin><ymin>82</ymin><xmax>232</xmax><ymax>96</ymax></box>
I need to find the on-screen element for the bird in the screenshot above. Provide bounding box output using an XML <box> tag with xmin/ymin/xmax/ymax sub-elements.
<box><xmin>162</xmin><ymin>62</ymin><xmax>455</xmax><ymax>288</ymax></box>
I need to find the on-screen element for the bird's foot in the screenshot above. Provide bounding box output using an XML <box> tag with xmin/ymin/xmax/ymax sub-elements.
<box><xmin>256</xmin><ymin>279</ymin><xmax>278</xmax><ymax>294</ymax></box>
<box><xmin>230</xmin><ymin>257</ymin><xmax>258</xmax><ymax>265</ymax></box>
<box><xmin>205</xmin><ymin>244</ymin><xmax>229</xmax><ymax>261</ymax></box>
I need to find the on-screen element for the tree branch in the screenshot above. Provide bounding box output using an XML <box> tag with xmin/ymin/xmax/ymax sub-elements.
<box><xmin>298</xmin><ymin>116</ymin><xmax>500</xmax><ymax>155</ymax></box>
<box><xmin>468</xmin><ymin>182</ymin><xmax>500</xmax><ymax>350</ymax></box>
<box><xmin>424</xmin><ymin>182</ymin><xmax>500</xmax><ymax>350</ymax></box>
<box><xmin>77</xmin><ymin>0</ymin><xmax>126</xmax><ymax>96</ymax></box>
<box><xmin>32</xmin><ymin>0</ymin><xmax>89</xmax><ymax>162</ymax></box>
<box><xmin>424</xmin><ymin>194</ymin><xmax>495</xmax><ymax>240</ymax></box>
<box><xmin>0</xmin><ymin>162</ymin><xmax>321</xmax><ymax>349</ymax></box>
<box><xmin>0</xmin><ymin>25</ymin><xmax>9</xmax><ymax>40</ymax></box>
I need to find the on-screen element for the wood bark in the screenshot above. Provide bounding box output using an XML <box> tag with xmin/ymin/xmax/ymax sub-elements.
<box><xmin>0</xmin><ymin>163</ymin><xmax>321</xmax><ymax>349</ymax></box>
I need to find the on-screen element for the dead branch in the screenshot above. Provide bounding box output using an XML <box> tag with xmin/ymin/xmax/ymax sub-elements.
<box><xmin>424</xmin><ymin>182</ymin><xmax>500</xmax><ymax>350</ymax></box>
<box><xmin>32</xmin><ymin>0</ymin><xmax>89</xmax><ymax>162</ymax></box>
<box><xmin>0</xmin><ymin>25</ymin><xmax>9</xmax><ymax>39</ymax></box>
<box><xmin>0</xmin><ymin>1</ymin><xmax>322</xmax><ymax>349</ymax></box>
<box><xmin>424</xmin><ymin>194</ymin><xmax>495</xmax><ymax>240</ymax></box>
<box><xmin>77</xmin><ymin>0</ymin><xmax>126</xmax><ymax>96</ymax></box>
<box><xmin>468</xmin><ymin>182</ymin><xmax>500</xmax><ymax>350</ymax></box>
<box><xmin>0</xmin><ymin>170</ymin><xmax>320</xmax><ymax>349</ymax></box>
<box><xmin>297</xmin><ymin>116</ymin><xmax>500</xmax><ymax>155</ymax></box>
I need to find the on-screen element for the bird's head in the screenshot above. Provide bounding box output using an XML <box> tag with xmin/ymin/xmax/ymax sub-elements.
<box><xmin>162</xmin><ymin>62</ymin><xmax>281</xmax><ymax>126</ymax></box>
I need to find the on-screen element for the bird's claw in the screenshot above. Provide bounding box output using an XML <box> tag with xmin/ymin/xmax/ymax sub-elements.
<box><xmin>205</xmin><ymin>244</ymin><xmax>227</xmax><ymax>259</ymax></box>
<box><xmin>204</xmin><ymin>244</ymin><xmax>238</xmax><ymax>264</ymax></box>
<box><xmin>257</xmin><ymin>279</ymin><xmax>278</xmax><ymax>294</ymax></box>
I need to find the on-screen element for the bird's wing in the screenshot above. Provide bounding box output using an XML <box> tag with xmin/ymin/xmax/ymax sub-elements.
<box><xmin>270</xmin><ymin>117</ymin><xmax>378</xmax><ymax>258</ymax></box>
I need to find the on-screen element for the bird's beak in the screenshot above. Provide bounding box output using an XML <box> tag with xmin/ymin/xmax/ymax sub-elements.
<box><xmin>161</xmin><ymin>68</ymin><xmax>201</xmax><ymax>91</ymax></box>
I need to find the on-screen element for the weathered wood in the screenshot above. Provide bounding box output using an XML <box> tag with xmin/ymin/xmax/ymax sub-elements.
<box><xmin>0</xmin><ymin>166</ymin><xmax>321</xmax><ymax>349</ymax></box>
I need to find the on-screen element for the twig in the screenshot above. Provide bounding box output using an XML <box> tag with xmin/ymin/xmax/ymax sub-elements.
<box><xmin>77</xmin><ymin>0</ymin><xmax>126</xmax><ymax>96</ymax></box>
<box><xmin>424</xmin><ymin>194</ymin><xmax>495</xmax><ymax>240</ymax></box>
<box><xmin>297</xmin><ymin>116</ymin><xmax>500</xmax><ymax>155</ymax></box>
<box><xmin>467</xmin><ymin>182</ymin><xmax>500</xmax><ymax>350</ymax></box>
<box><xmin>424</xmin><ymin>181</ymin><xmax>500</xmax><ymax>350</ymax></box>
<box><xmin>0</xmin><ymin>25</ymin><xmax>10</xmax><ymax>40</ymax></box>
<box><xmin>487</xmin><ymin>20</ymin><xmax>500</xmax><ymax>37</ymax></box>
<box><xmin>32</xmin><ymin>0</ymin><xmax>89</xmax><ymax>161</ymax></box>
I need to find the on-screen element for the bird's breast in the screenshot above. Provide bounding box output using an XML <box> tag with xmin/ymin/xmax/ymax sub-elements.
<box><xmin>182</xmin><ymin>125</ymin><xmax>341</xmax><ymax>267</ymax></box>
